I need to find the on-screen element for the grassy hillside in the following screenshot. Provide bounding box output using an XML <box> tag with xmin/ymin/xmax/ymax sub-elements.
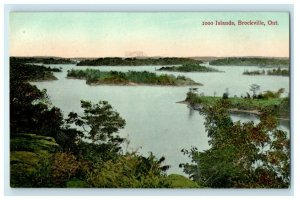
<box><xmin>10</xmin><ymin>134</ymin><xmax>60</xmax><ymax>187</ymax></box>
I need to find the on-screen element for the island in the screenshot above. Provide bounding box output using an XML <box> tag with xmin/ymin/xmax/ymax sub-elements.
<box><xmin>243</xmin><ymin>68</ymin><xmax>289</xmax><ymax>76</ymax></box>
<box><xmin>209</xmin><ymin>57</ymin><xmax>289</xmax><ymax>67</ymax></box>
<box><xmin>183</xmin><ymin>89</ymin><xmax>289</xmax><ymax>120</ymax></box>
<box><xmin>67</xmin><ymin>69</ymin><xmax>202</xmax><ymax>86</ymax></box>
<box><xmin>76</xmin><ymin>57</ymin><xmax>202</xmax><ymax>66</ymax></box>
<box><xmin>157</xmin><ymin>63</ymin><xmax>220</xmax><ymax>72</ymax></box>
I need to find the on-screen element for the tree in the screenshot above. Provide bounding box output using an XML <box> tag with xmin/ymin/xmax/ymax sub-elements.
<box><xmin>250</xmin><ymin>84</ymin><xmax>260</xmax><ymax>97</ymax></box>
<box><xmin>181</xmin><ymin>100</ymin><xmax>290</xmax><ymax>188</ymax></box>
<box><xmin>66</xmin><ymin>100</ymin><xmax>126</xmax><ymax>158</ymax></box>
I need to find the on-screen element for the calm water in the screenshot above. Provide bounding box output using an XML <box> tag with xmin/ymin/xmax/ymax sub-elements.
<box><xmin>32</xmin><ymin>63</ymin><xmax>289</xmax><ymax>175</ymax></box>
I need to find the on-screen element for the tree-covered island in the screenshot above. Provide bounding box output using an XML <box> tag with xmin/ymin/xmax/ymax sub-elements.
<box><xmin>243</xmin><ymin>68</ymin><xmax>289</xmax><ymax>76</ymax></box>
<box><xmin>210</xmin><ymin>57</ymin><xmax>289</xmax><ymax>67</ymax></box>
<box><xmin>67</xmin><ymin>69</ymin><xmax>202</xmax><ymax>86</ymax></box>
<box><xmin>157</xmin><ymin>63</ymin><xmax>220</xmax><ymax>72</ymax></box>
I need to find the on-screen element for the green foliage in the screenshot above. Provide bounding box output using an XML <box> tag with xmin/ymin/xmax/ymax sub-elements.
<box><xmin>10</xmin><ymin>59</ymin><xmax>173</xmax><ymax>188</ymax></box>
<box><xmin>67</xmin><ymin>69</ymin><xmax>201</xmax><ymax>86</ymax></box>
<box><xmin>10</xmin><ymin>134</ymin><xmax>60</xmax><ymax>187</ymax></box>
<box><xmin>10</xmin><ymin>56</ymin><xmax>75</xmax><ymax>64</ymax></box>
<box><xmin>267</xmin><ymin>68</ymin><xmax>289</xmax><ymax>76</ymax></box>
<box><xmin>10</xmin><ymin>61</ymin><xmax>61</xmax><ymax>81</ymax></box>
<box><xmin>158</xmin><ymin>64</ymin><xmax>220</xmax><ymax>72</ymax></box>
<box><xmin>166</xmin><ymin>174</ymin><xmax>200</xmax><ymax>188</ymax></box>
<box><xmin>66</xmin><ymin>100</ymin><xmax>125</xmax><ymax>144</ymax></box>
<box><xmin>10</xmin><ymin>60</ymin><xmax>65</xmax><ymax>140</ymax></box>
<box><xmin>11</xmin><ymin>133</ymin><xmax>60</xmax><ymax>153</ymax></box>
<box><xmin>186</xmin><ymin>93</ymin><xmax>284</xmax><ymax>112</ymax></box>
<box><xmin>86</xmin><ymin>153</ymin><xmax>170</xmax><ymax>188</ymax></box>
<box><xmin>243</xmin><ymin>68</ymin><xmax>289</xmax><ymax>76</ymax></box>
<box><xmin>66</xmin><ymin>179</ymin><xmax>89</xmax><ymax>188</ymax></box>
<box><xmin>181</xmin><ymin>100</ymin><xmax>290</xmax><ymax>188</ymax></box>
<box><xmin>260</xmin><ymin>88</ymin><xmax>285</xmax><ymax>100</ymax></box>
<box><xmin>243</xmin><ymin>70</ymin><xmax>265</xmax><ymax>75</ymax></box>
<box><xmin>210</xmin><ymin>57</ymin><xmax>289</xmax><ymax>67</ymax></box>
<box><xmin>77</xmin><ymin>57</ymin><xmax>202</xmax><ymax>66</ymax></box>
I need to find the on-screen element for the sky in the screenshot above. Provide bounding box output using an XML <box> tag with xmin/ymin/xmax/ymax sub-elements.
<box><xmin>9</xmin><ymin>12</ymin><xmax>290</xmax><ymax>58</ymax></box>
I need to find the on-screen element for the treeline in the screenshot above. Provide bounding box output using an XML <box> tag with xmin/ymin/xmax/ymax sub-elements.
<box><xmin>210</xmin><ymin>57</ymin><xmax>289</xmax><ymax>67</ymax></box>
<box><xmin>157</xmin><ymin>63</ymin><xmax>220</xmax><ymax>72</ymax></box>
<box><xmin>76</xmin><ymin>57</ymin><xmax>202</xmax><ymax>66</ymax></box>
<box><xmin>10</xmin><ymin>57</ymin><xmax>76</xmax><ymax>64</ymax></box>
<box><xmin>67</xmin><ymin>69</ymin><xmax>201</xmax><ymax>86</ymax></box>
<box><xmin>243</xmin><ymin>68</ymin><xmax>289</xmax><ymax>76</ymax></box>
<box><xmin>10</xmin><ymin>59</ymin><xmax>198</xmax><ymax>188</ymax></box>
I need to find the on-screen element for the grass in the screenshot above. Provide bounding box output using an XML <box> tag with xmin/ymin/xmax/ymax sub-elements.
<box><xmin>67</xmin><ymin>69</ymin><xmax>202</xmax><ymax>86</ymax></box>
<box><xmin>166</xmin><ymin>174</ymin><xmax>200</xmax><ymax>188</ymax></box>
<box><xmin>11</xmin><ymin>133</ymin><xmax>60</xmax><ymax>153</ymax></box>
<box><xmin>186</xmin><ymin>92</ymin><xmax>284</xmax><ymax>111</ymax></box>
<box><xmin>10</xmin><ymin>134</ymin><xmax>60</xmax><ymax>187</ymax></box>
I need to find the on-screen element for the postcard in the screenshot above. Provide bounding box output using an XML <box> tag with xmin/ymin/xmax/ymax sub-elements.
<box><xmin>9</xmin><ymin>11</ymin><xmax>290</xmax><ymax>188</ymax></box>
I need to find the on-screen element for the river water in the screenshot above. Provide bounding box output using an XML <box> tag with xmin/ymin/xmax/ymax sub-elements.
<box><xmin>32</xmin><ymin>63</ymin><xmax>289</xmax><ymax>175</ymax></box>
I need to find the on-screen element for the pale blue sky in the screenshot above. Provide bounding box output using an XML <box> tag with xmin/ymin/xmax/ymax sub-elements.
<box><xmin>10</xmin><ymin>12</ymin><xmax>289</xmax><ymax>57</ymax></box>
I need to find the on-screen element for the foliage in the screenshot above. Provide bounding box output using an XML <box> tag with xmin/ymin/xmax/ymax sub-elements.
<box><xmin>10</xmin><ymin>62</ymin><xmax>61</xmax><ymax>81</ymax></box>
<box><xmin>267</xmin><ymin>68</ymin><xmax>289</xmax><ymax>76</ymax></box>
<box><xmin>166</xmin><ymin>174</ymin><xmax>200</xmax><ymax>188</ymax></box>
<box><xmin>10</xmin><ymin>56</ymin><xmax>75</xmax><ymax>64</ymax></box>
<box><xmin>157</xmin><ymin>64</ymin><xmax>220</xmax><ymax>72</ymax></box>
<box><xmin>185</xmin><ymin>92</ymin><xmax>284</xmax><ymax>112</ymax></box>
<box><xmin>86</xmin><ymin>153</ymin><xmax>170</xmax><ymax>188</ymax></box>
<box><xmin>10</xmin><ymin>79</ymin><xmax>65</xmax><ymax>140</ymax></box>
<box><xmin>10</xmin><ymin>134</ymin><xmax>60</xmax><ymax>187</ymax></box>
<box><xmin>250</xmin><ymin>84</ymin><xmax>260</xmax><ymax>97</ymax></box>
<box><xmin>52</xmin><ymin>152</ymin><xmax>80</xmax><ymax>187</ymax></box>
<box><xmin>10</xmin><ymin>59</ymin><xmax>174</xmax><ymax>188</ymax></box>
<box><xmin>66</xmin><ymin>179</ymin><xmax>89</xmax><ymax>188</ymax></box>
<box><xmin>67</xmin><ymin>69</ymin><xmax>201</xmax><ymax>86</ymax></box>
<box><xmin>181</xmin><ymin>100</ymin><xmax>290</xmax><ymax>188</ymax></box>
<box><xmin>77</xmin><ymin>57</ymin><xmax>202</xmax><ymax>66</ymax></box>
<box><xmin>243</xmin><ymin>70</ymin><xmax>265</xmax><ymax>75</ymax></box>
<box><xmin>210</xmin><ymin>57</ymin><xmax>289</xmax><ymax>67</ymax></box>
<box><xmin>66</xmin><ymin>100</ymin><xmax>125</xmax><ymax>144</ymax></box>
<box><xmin>242</xmin><ymin>68</ymin><xmax>289</xmax><ymax>76</ymax></box>
<box><xmin>260</xmin><ymin>88</ymin><xmax>285</xmax><ymax>100</ymax></box>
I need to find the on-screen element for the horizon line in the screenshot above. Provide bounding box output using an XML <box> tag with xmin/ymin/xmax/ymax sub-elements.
<box><xmin>10</xmin><ymin>55</ymin><xmax>290</xmax><ymax>59</ymax></box>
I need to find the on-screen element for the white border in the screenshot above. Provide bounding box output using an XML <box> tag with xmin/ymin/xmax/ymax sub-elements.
<box><xmin>1</xmin><ymin>2</ymin><xmax>298</xmax><ymax>198</ymax></box>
